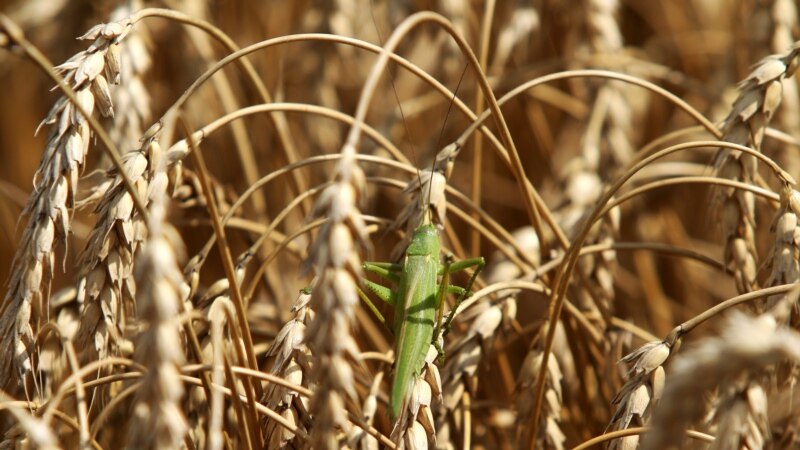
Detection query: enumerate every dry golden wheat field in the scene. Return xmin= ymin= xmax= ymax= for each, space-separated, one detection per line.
xmin=2 ymin=0 xmax=800 ymax=449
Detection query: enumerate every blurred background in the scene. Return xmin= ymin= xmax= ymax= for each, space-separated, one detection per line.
xmin=1 ymin=0 xmax=799 ymax=445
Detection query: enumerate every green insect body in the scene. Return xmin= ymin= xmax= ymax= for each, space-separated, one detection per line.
xmin=362 ymin=222 xmax=484 ymax=422
xmin=390 ymin=224 xmax=440 ymax=421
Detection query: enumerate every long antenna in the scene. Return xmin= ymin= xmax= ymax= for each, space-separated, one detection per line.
xmin=369 ymin=1 xmax=467 ymax=226
xmin=368 ymin=3 xmax=422 ymax=188
xmin=429 ymin=65 xmax=468 ymax=213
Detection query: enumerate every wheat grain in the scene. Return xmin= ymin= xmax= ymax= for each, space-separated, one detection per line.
xmin=262 ymin=289 xmax=313 ymax=448
xmin=607 ymin=339 xmax=669 ymax=449
xmin=391 ymin=345 xmax=441 ymax=450
xmin=714 ymin=41 xmax=800 ymax=294
xmin=516 ymin=324 xmax=567 ymax=450
xmin=125 ymin=159 xmax=187 ymax=450
xmin=75 ymin=138 xmax=159 ymax=377
xmin=304 ymin=141 xmax=367 ymax=449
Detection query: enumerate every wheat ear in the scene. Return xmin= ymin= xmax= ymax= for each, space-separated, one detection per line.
xmin=125 ymin=149 xmax=187 ymax=449
xmin=304 ymin=142 xmax=367 ymax=448
xmin=715 ymin=42 xmax=800 ymax=294
xmin=0 ymin=16 xmax=135 ymax=395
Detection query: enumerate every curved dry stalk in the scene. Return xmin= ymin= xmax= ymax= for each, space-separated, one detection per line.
xmin=154 ymin=11 xmax=542 ymax=256
xmin=573 ymin=427 xmax=715 ymax=450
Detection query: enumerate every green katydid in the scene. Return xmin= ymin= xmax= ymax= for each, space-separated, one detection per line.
xmin=358 ymin=147 xmax=485 ymax=422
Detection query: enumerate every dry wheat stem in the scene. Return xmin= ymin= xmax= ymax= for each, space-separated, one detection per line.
xmin=139 ymin=27 xmax=556 ymax=258
xmin=185 ymin=129 xmax=264 ymax=448
xmin=451 ymin=68 xmax=724 ymax=252
xmin=573 ymin=427 xmax=716 ymax=450
xmin=146 ymin=32 xmax=504 ymax=167
xmin=175 ymin=103 xmax=408 ymax=163
xmin=129 ymin=8 xmax=269 ymax=105
xmin=39 ymin=356 xmax=139 ymax=412
xmin=165 ymin=11 xmax=541 ymax=252
xmin=454 ymin=280 xmax=603 ymax=346
xmin=467 ymin=0 xmax=497 ymax=258
xmin=172 ymin=148 xmax=535 ymax=278
xmin=677 ymin=284 xmax=799 ymax=336
xmin=610 ymin=176 xmax=779 ymax=210
xmin=457 ymin=69 xmax=722 ymax=155
xmin=173 ymin=373 xmax=312 ymax=442
xmin=176 ymin=14 xmax=268 ymax=221
xmin=185 ymin=127 xmax=259 ymax=371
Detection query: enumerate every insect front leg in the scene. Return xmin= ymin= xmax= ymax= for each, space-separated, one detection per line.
xmin=440 ymin=256 xmax=485 ymax=337
xmin=431 ymin=254 xmax=455 ymax=362
xmin=359 ymin=261 xmax=403 ymax=334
